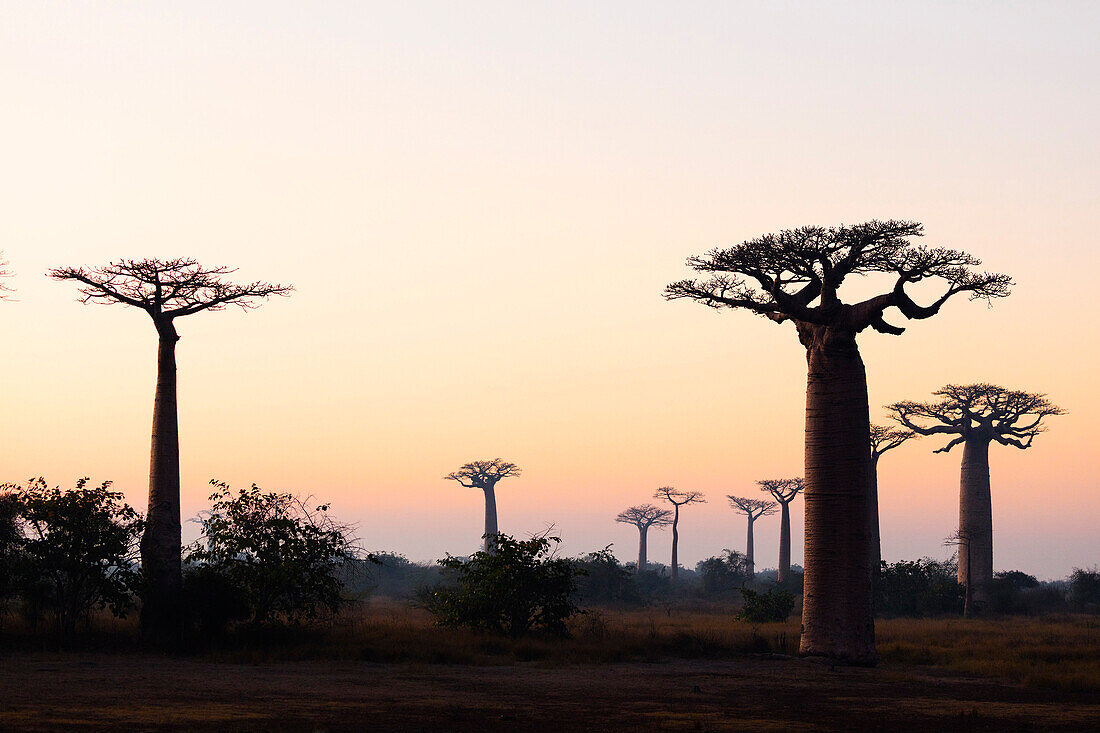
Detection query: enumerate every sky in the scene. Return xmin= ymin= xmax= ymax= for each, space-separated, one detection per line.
xmin=1 ymin=1 xmax=1097 ymax=579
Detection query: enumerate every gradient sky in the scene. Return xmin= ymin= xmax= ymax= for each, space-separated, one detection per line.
xmin=2 ymin=2 xmax=1097 ymax=579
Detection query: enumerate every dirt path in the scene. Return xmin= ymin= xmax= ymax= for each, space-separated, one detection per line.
xmin=2 ymin=652 xmax=1098 ymax=731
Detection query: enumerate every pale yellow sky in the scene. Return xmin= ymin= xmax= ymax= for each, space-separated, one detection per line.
xmin=1 ymin=2 xmax=1097 ymax=577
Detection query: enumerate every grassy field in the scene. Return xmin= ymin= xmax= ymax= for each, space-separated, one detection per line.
xmin=3 ymin=603 xmax=1098 ymax=730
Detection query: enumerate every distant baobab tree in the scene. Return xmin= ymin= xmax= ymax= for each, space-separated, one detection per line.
xmin=443 ymin=458 xmax=521 ymax=552
xmin=726 ymin=496 xmax=777 ymax=579
xmin=757 ymin=478 xmax=804 ymax=584
xmin=887 ymin=384 xmax=1063 ymax=612
xmin=653 ymin=486 xmax=706 ymax=582
xmin=666 ymin=220 xmax=1011 ymax=664
xmin=868 ymin=424 xmax=915 ymax=579
xmin=49 ymin=258 xmax=292 ymax=639
xmin=615 ymin=503 xmax=673 ymax=573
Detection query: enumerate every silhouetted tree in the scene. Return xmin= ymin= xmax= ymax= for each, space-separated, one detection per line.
xmin=868 ymin=425 xmax=915 ymax=582
xmin=666 ymin=220 xmax=1010 ymax=664
xmin=889 ymin=384 xmax=1063 ymax=612
xmin=443 ymin=459 xmax=521 ymax=552
xmin=756 ymin=478 xmax=804 ymax=583
xmin=48 ymin=259 xmax=292 ymax=639
xmin=653 ymin=486 xmax=706 ymax=582
xmin=726 ymin=496 xmax=777 ymax=579
xmin=615 ymin=503 xmax=672 ymax=573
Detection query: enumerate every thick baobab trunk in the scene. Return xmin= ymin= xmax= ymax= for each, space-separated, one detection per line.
xmin=637 ymin=525 xmax=648 ymax=572
xmin=958 ymin=436 xmax=993 ymax=612
xmin=778 ymin=501 xmax=792 ymax=584
xmin=482 ymin=484 xmax=498 ymax=552
xmin=797 ymin=323 xmax=876 ymax=665
xmin=869 ymin=456 xmax=882 ymax=584
xmin=746 ymin=516 xmax=755 ymax=578
xmin=670 ymin=505 xmax=680 ymax=582
xmin=141 ymin=319 xmax=183 ymax=639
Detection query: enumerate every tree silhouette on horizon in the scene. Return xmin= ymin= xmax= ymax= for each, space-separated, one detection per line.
xmin=666 ymin=220 xmax=1011 ymax=664
xmin=756 ymin=478 xmax=803 ymax=583
xmin=868 ymin=424 xmax=916 ymax=587
xmin=887 ymin=384 xmax=1063 ymax=614
xmin=444 ymin=458 xmax=521 ymax=552
xmin=727 ymin=495 xmax=777 ymax=579
xmin=653 ymin=486 xmax=705 ymax=582
xmin=615 ymin=503 xmax=673 ymax=573
xmin=49 ymin=258 xmax=292 ymax=640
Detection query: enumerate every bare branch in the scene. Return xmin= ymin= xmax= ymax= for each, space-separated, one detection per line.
xmin=0 ymin=251 xmax=13 ymax=299
xmin=870 ymin=424 xmax=917 ymax=460
xmin=727 ymin=495 xmax=778 ymax=521
xmin=443 ymin=458 xmax=522 ymax=490
xmin=653 ymin=486 xmax=707 ymax=507
xmin=615 ymin=503 xmax=674 ymax=529
xmin=48 ymin=258 xmax=293 ymax=320
xmin=756 ymin=477 xmax=804 ymax=504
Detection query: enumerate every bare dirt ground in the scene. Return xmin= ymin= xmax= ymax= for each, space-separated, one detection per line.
xmin=2 ymin=652 xmax=1099 ymax=732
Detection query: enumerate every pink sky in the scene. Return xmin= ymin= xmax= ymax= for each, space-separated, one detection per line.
xmin=1 ymin=2 xmax=1097 ymax=578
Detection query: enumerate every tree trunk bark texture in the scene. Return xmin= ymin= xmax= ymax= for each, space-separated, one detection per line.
xmin=141 ymin=321 xmax=183 ymax=640
xmin=638 ymin=525 xmax=648 ymax=572
xmin=869 ymin=456 xmax=882 ymax=586
xmin=778 ymin=501 xmax=792 ymax=584
xmin=797 ymin=323 xmax=876 ymax=665
xmin=670 ymin=505 xmax=680 ymax=582
xmin=746 ymin=516 xmax=755 ymax=578
xmin=959 ymin=436 xmax=993 ymax=611
xmin=482 ymin=484 xmax=498 ymax=552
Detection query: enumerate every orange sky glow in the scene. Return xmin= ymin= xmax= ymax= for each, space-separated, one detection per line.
xmin=1 ymin=2 xmax=1097 ymax=578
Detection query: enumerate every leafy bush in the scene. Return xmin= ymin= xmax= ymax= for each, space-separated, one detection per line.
xmin=1069 ymin=567 xmax=1100 ymax=613
xmin=422 ymin=533 xmax=584 ymax=637
xmin=5 ymin=477 xmax=143 ymax=635
xmin=185 ymin=481 xmax=361 ymax=626
xmin=697 ymin=550 xmax=750 ymax=596
xmin=876 ymin=558 xmax=964 ymax=617
xmin=573 ymin=546 xmax=638 ymax=605
xmin=735 ymin=585 xmax=795 ymax=623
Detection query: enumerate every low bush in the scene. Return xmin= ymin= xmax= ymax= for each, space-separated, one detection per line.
xmin=735 ymin=586 xmax=795 ymax=623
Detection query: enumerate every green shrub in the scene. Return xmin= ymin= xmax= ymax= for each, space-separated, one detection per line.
xmin=422 ymin=533 xmax=584 ymax=637
xmin=876 ymin=558 xmax=964 ymax=617
xmin=735 ymin=586 xmax=795 ymax=623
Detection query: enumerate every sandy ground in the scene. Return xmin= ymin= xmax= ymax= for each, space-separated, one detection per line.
xmin=2 ymin=652 xmax=1098 ymax=732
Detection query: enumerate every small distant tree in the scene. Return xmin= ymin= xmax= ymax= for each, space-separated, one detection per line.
xmin=654 ymin=487 xmax=706 ymax=582
xmin=697 ymin=550 xmax=750 ymax=595
xmin=8 ymin=478 xmax=143 ymax=636
xmin=1069 ymin=568 xmax=1100 ymax=614
xmin=615 ymin=503 xmax=672 ymax=573
xmin=726 ymin=496 xmax=777 ymax=579
xmin=756 ymin=478 xmax=804 ymax=583
xmin=444 ymin=459 xmax=521 ymax=552
xmin=185 ymin=481 xmax=361 ymax=626
xmin=889 ymin=384 xmax=1064 ymax=609
xmin=49 ymin=259 xmax=292 ymax=639
xmin=423 ymin=533 xmax=583 ymax=638
xmin=868 ymin=425 xmax=915 ymax=581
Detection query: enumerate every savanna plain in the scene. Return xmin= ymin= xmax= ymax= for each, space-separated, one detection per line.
xmin=3 ymin=602 xmax=1099 ymax=732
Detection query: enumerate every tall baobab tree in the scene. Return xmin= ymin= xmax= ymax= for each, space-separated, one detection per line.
xmin=665 ymin=220 xmax=1011 ymax=664
xmin=443 ymin=458 xmax=521 ymax=551
xmin=868 ymin=424 xmax=915 ymax=578
xmin=887 ymin=384 xmax=1063 ymax=613
xmin=615 ymin=503 xmax=673 ymax=573
xmin=726 ymin=496 xmax=777 ymax=579
xmin=757 ymin=478 xmax=804 ymax=584
xmin=653 ymin=486 xmax=706 ymax=582
xmin=49 ymin=258 xmax=292 ymax=638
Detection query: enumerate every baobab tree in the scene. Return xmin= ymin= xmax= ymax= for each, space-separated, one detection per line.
xmin=653 ymin=486 xmax=706 ymax=582
xmin=887 ymin=384 xmax=1063 ymax=612
xmin=615 ymin=503 xmax=673 ymax=573
xmin=665 ymin=220 xmax=1010 ymax=664
xmin=49 ymin=258 xmax=292 ymax=638
xmin=443 ymin=458 xmax=521 ymax=551
xmin=726 ymin=495 xmax=777 ymax=579
xmin=868 ymin=424 xmax=916 ymax=578
xmin=757 ymin=478 xmax=804 ymax=584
